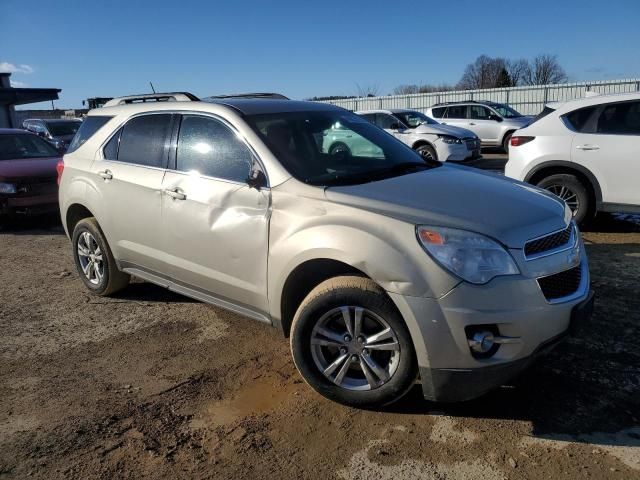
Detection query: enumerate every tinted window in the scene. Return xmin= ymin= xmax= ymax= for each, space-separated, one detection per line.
xmin=117 ymin=114 xmax=173 ymax=168
xmin=176 ymin=115 xmax=253 ymax=182
xmin=103 ymin=128 xmax=121 ymax=160
xmin=67 ymin=116 xmax=113 ymax=153
xmin=596 ymin=101 xmax=640 ymax=135
xmin=431 ymin=107 xmax=446 ymax=118
xmin=46 ymin=120 xmax=82 ymax=136
xmin=469 ymin=105 xmax=492 ymax=120
xmin=445 ymin=106 xmax=468 ymax=119
xmin=563 ymin=106 xmax=598 ymax=133
xmin=359 ymin=113 xmax=376 ymax=123
xmin=376 ymin=113 xmax=402 ymax=129
xmin=0 ymin=133 xmax=59 ymax=160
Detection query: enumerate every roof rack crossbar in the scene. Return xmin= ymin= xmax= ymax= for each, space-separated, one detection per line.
xmin=103 ymin=92 xmax=199 ymax=107
xmin=204 ymin=92 xmax=289 ymax=100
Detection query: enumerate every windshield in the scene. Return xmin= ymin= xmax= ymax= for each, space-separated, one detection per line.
xmin=45 ymin=120 xmax=82 ymax=136
xmin=245 ymin=110 xmax=439 ymax=186
xmin=392 ymin=111 xmax=438 ymax=128
xmin=489 ymin=104 xmax=523 ymax=118
xmin=0 ymin=133 xmax=59 ymax=160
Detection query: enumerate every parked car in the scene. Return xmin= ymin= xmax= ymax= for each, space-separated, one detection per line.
xmin=0 ymin=128 xmax=61 ymax=216
xmin=59 ymin=92 xmax=594 ymax=407
xmin=505 ymin=92 xmax=640 ymax=224
xmin=426 ymin=101 xmax=531 ymax=151
xmin=22 ymin=118 xmax=82 ymax=151
xmin=356 ymin=109 xmax=480 ymax=162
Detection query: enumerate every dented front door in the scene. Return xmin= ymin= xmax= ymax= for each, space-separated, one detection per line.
xmin=160 ymin=170 xmax=271 ymax=313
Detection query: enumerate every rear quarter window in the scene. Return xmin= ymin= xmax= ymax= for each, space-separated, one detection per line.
xmin=431 ymin=107 xmax=446 ymax=118
xmin=562 ymin=106 xmax=599 ymax=133
xmin=66 ymin=116 xmax=113 ymax=153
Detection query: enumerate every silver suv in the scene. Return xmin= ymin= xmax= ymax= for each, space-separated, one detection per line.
xmin=59 ymin=92 xmax=594 ymax=407
xmin=426 ymin=101 xmax=532 ymax=151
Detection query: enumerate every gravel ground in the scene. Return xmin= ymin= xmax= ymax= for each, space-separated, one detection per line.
xmin=0 ymin=213 xmax=639 ymax=480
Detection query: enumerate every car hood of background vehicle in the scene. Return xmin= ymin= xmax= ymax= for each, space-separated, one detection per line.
xmin=413 ymin=123 xmax=476 ymax=139
xmin=0 ymin=157 xmax=60 ymax=181
xmin=324 ymin=165 xmax=566 ymax=248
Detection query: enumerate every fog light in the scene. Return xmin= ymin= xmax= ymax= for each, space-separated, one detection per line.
xmin=468 ymin=331 xmax=495 ymax=353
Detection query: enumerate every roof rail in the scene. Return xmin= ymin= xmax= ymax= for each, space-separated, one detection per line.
xmin=204 ymin=92 xmax=290 ymax=100
xmin=432 ymin=99 xmax=501 ymax=107
xmin=103 ymin=92 xmax=199 ymax=107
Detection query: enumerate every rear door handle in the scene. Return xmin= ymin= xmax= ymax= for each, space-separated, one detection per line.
xmin=576 ymin=144 xmax=600 ymax=151
xmin=98 ymin=170 xmax=113 ymax=180
xmin=164 ymin=188 xmax=186 ymax=200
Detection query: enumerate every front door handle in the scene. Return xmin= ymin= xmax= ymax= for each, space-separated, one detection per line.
xmin=98 ymin=170 xmax=113 ymax=180
xmin=164 ymin=188 xmax=186 ymax=200
xmin=576 ymin=144 xmax=600 ymax=151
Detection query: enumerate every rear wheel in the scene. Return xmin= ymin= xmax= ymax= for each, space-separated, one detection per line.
xmin=72 ymin=218 xmax=130 ymax=295
xmin=536 ymin=174 xmax=591 ymax=225
xmin=415 ymin=144 xmax=438 ymax=162
xmin=290 ymin=276 xmax=417 ymax=407
xmin=329 ymin=142 xmax=351 ymax=157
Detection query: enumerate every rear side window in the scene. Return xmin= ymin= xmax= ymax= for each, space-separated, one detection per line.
xmin=103 ymin=129 xmax=121 ymax=160
xmin=175 ymin=115 xmax=253 ymax=182
xmin=431 ymin=107 xmax=446 ymax=118
xmin=445 ymin=105 xmax=468 ymax=119
xmin=563 ymin=106 xmax=598 ymax=132
xmin=67 ymin=116 xmax=112 ymax=153
xmin=117 ymin=114 xmax=173 ymax=168
xmin=596 ymin=101 xmax=640 ymax=135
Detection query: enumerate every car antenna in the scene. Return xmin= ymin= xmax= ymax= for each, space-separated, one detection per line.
xmin=149 ymin=82 xmax=156 ymax=93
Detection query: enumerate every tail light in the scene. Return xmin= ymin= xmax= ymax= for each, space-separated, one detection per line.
xmin=510 ymin=136 xmax=535 ymax=147
xmin=56 ymin=159 xmax=64 ymax=185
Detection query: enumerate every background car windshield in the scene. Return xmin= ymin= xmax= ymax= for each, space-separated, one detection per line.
xmin=46 ymin=121 xmax=82 ymax=136
xmin=393 ymin=111 xmax=438 ymax=127
xmin=0 ymin=134 xmax=59 ymax=160
xmin=246 ymin=110 xmax=437 ymax=185
xmin=490 ymin=104 xmax=523 ymax=118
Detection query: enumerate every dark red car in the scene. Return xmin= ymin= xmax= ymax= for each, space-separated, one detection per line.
xmin=0 ymin=128 xmax=61 ymax=216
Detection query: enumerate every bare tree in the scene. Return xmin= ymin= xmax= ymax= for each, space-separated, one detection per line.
xmin=506 ymin=59 xmax=529 ymax=86
xmin=393 ymin=84 xmax=421 ymax=95
xmin=457 ymin=55 xmax=509 ymax=90
xmin=522 ymin=54 xmax=567 ymax=86
xmin=355 ymin=83 xmax=380 ymax=97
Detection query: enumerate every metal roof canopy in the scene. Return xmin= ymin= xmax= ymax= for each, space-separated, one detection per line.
xmin=0 ymin=73 xmax=60 ymax=106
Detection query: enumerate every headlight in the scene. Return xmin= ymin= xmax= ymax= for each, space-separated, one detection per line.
xmin=417 ymin=226 xmax=519 ymax=284
xmin=0 ymin=182 xmax=17 ymax=194
xmin=438 ymin=135 xmax=462 ymax=145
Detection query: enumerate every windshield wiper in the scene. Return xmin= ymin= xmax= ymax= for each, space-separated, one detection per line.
xmin=321 ymin=162 xmax=432 ymax=186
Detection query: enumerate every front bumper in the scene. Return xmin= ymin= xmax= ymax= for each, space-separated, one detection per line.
xmin=387 ymin=254 xmax=593 ymax=402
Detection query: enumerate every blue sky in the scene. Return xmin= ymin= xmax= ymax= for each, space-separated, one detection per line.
xmin=2 ymin=0 xmax=640 ymax=109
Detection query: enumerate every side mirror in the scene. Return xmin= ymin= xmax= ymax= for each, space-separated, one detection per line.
xmin=246 ymin=168 xmax=267 ymax=190
xmin=37 ymin=130 xmax=47 ymax=137
xmin=489 ymin=114 xmax=503 ymax=122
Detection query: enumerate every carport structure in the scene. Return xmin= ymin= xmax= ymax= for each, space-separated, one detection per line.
xmin=0 ymin=73 xmax=61 ymax=128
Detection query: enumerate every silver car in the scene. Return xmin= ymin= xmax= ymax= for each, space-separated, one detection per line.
xmin=426 ymin=101 xmax=532 ymax=151
xmin=59 ymin=93 xmax=594 ymax=407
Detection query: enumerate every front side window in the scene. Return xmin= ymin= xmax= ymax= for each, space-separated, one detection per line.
xmin=245 ymin=110 xmax=439 ymax=186
xmin=117 ymin=114 xmax=173 ymax=168
xmin=445 ymin=105 xmax=468 ymax=119
xmin=67 ymin=116 xmax=113 ymax=153
xmin=176 ymin=115 xmax=253 ymax=182
xmin=0 ymin=133 xmax=59 ymax=160
xmin=469 ymin=105 xmax=492 ymax=120
xmin=376 ymin=113 xmax=403 ymax=129
xmin=392 ymin=111 xmax=438 ymax=128
xmin=489 ymin=104 xmax=523 ymax=118
xmin=596 ymin=101 xmax=640 ymax=135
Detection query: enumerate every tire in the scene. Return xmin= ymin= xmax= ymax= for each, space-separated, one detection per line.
xmin=415 ymin=144 xmax=438 ymax=162
xmin=502 ymin=131 xmax=514 ymax=153
xmin=72 ymin=217 xmax=130 ymax=296
xmin=536 ymin=174 xmax=592 ymax=225
xmin=290 ymin=276 xmax=417 ymax=407
xmin=329 ymin=142 xmax=351 ymax=157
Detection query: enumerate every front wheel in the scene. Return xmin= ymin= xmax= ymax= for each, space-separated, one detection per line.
xmin=415 ymin=144 xmax=438 ymax=162
xmin=290 ymin=276 xmax=417 ymax=407
xmin=536 ymin=174 xmax=591 ymax=225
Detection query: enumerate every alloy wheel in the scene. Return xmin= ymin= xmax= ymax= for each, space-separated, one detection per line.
xmin=546 ymin=184 xmax=580 ymax=213
xmin=76 ymin=231 xmax=104 ymax=285
xmin=310 ymin=306 xmax=401 ymax=391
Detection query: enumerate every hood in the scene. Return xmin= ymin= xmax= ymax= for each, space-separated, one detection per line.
xmin=324 ymin=165 xmax=566 ymax=248
xmin=413 ymin=123 xmax=477 ymax=139
xmin=0 ymin=156 xmax=60 ymax=181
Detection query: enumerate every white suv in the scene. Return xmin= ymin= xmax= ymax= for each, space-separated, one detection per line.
xmin=505 ymin=92 xmax=640 ymax=224
xmin=356 ymin=109 xmax=480 ymax=162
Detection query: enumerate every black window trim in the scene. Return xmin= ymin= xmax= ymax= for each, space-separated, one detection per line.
xmin=169 ymin=111 xmax=270 ymax=188
xmin=561 ymin=99 xmax=640 ymax=136
xmin=99 ymin=111 xmax=176 ymax=171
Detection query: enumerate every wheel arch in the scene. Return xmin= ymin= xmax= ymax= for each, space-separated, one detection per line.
xmin=65 ymin=203 xmax=96 ymax=239
xmin=411 ymin=139 xmax=436 ymax=151
xmin=524 ymin=161 xmax=602 ymax=205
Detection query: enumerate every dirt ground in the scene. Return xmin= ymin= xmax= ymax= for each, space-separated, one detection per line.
xmin=1 ymin=213 xmax=639 ymax=480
